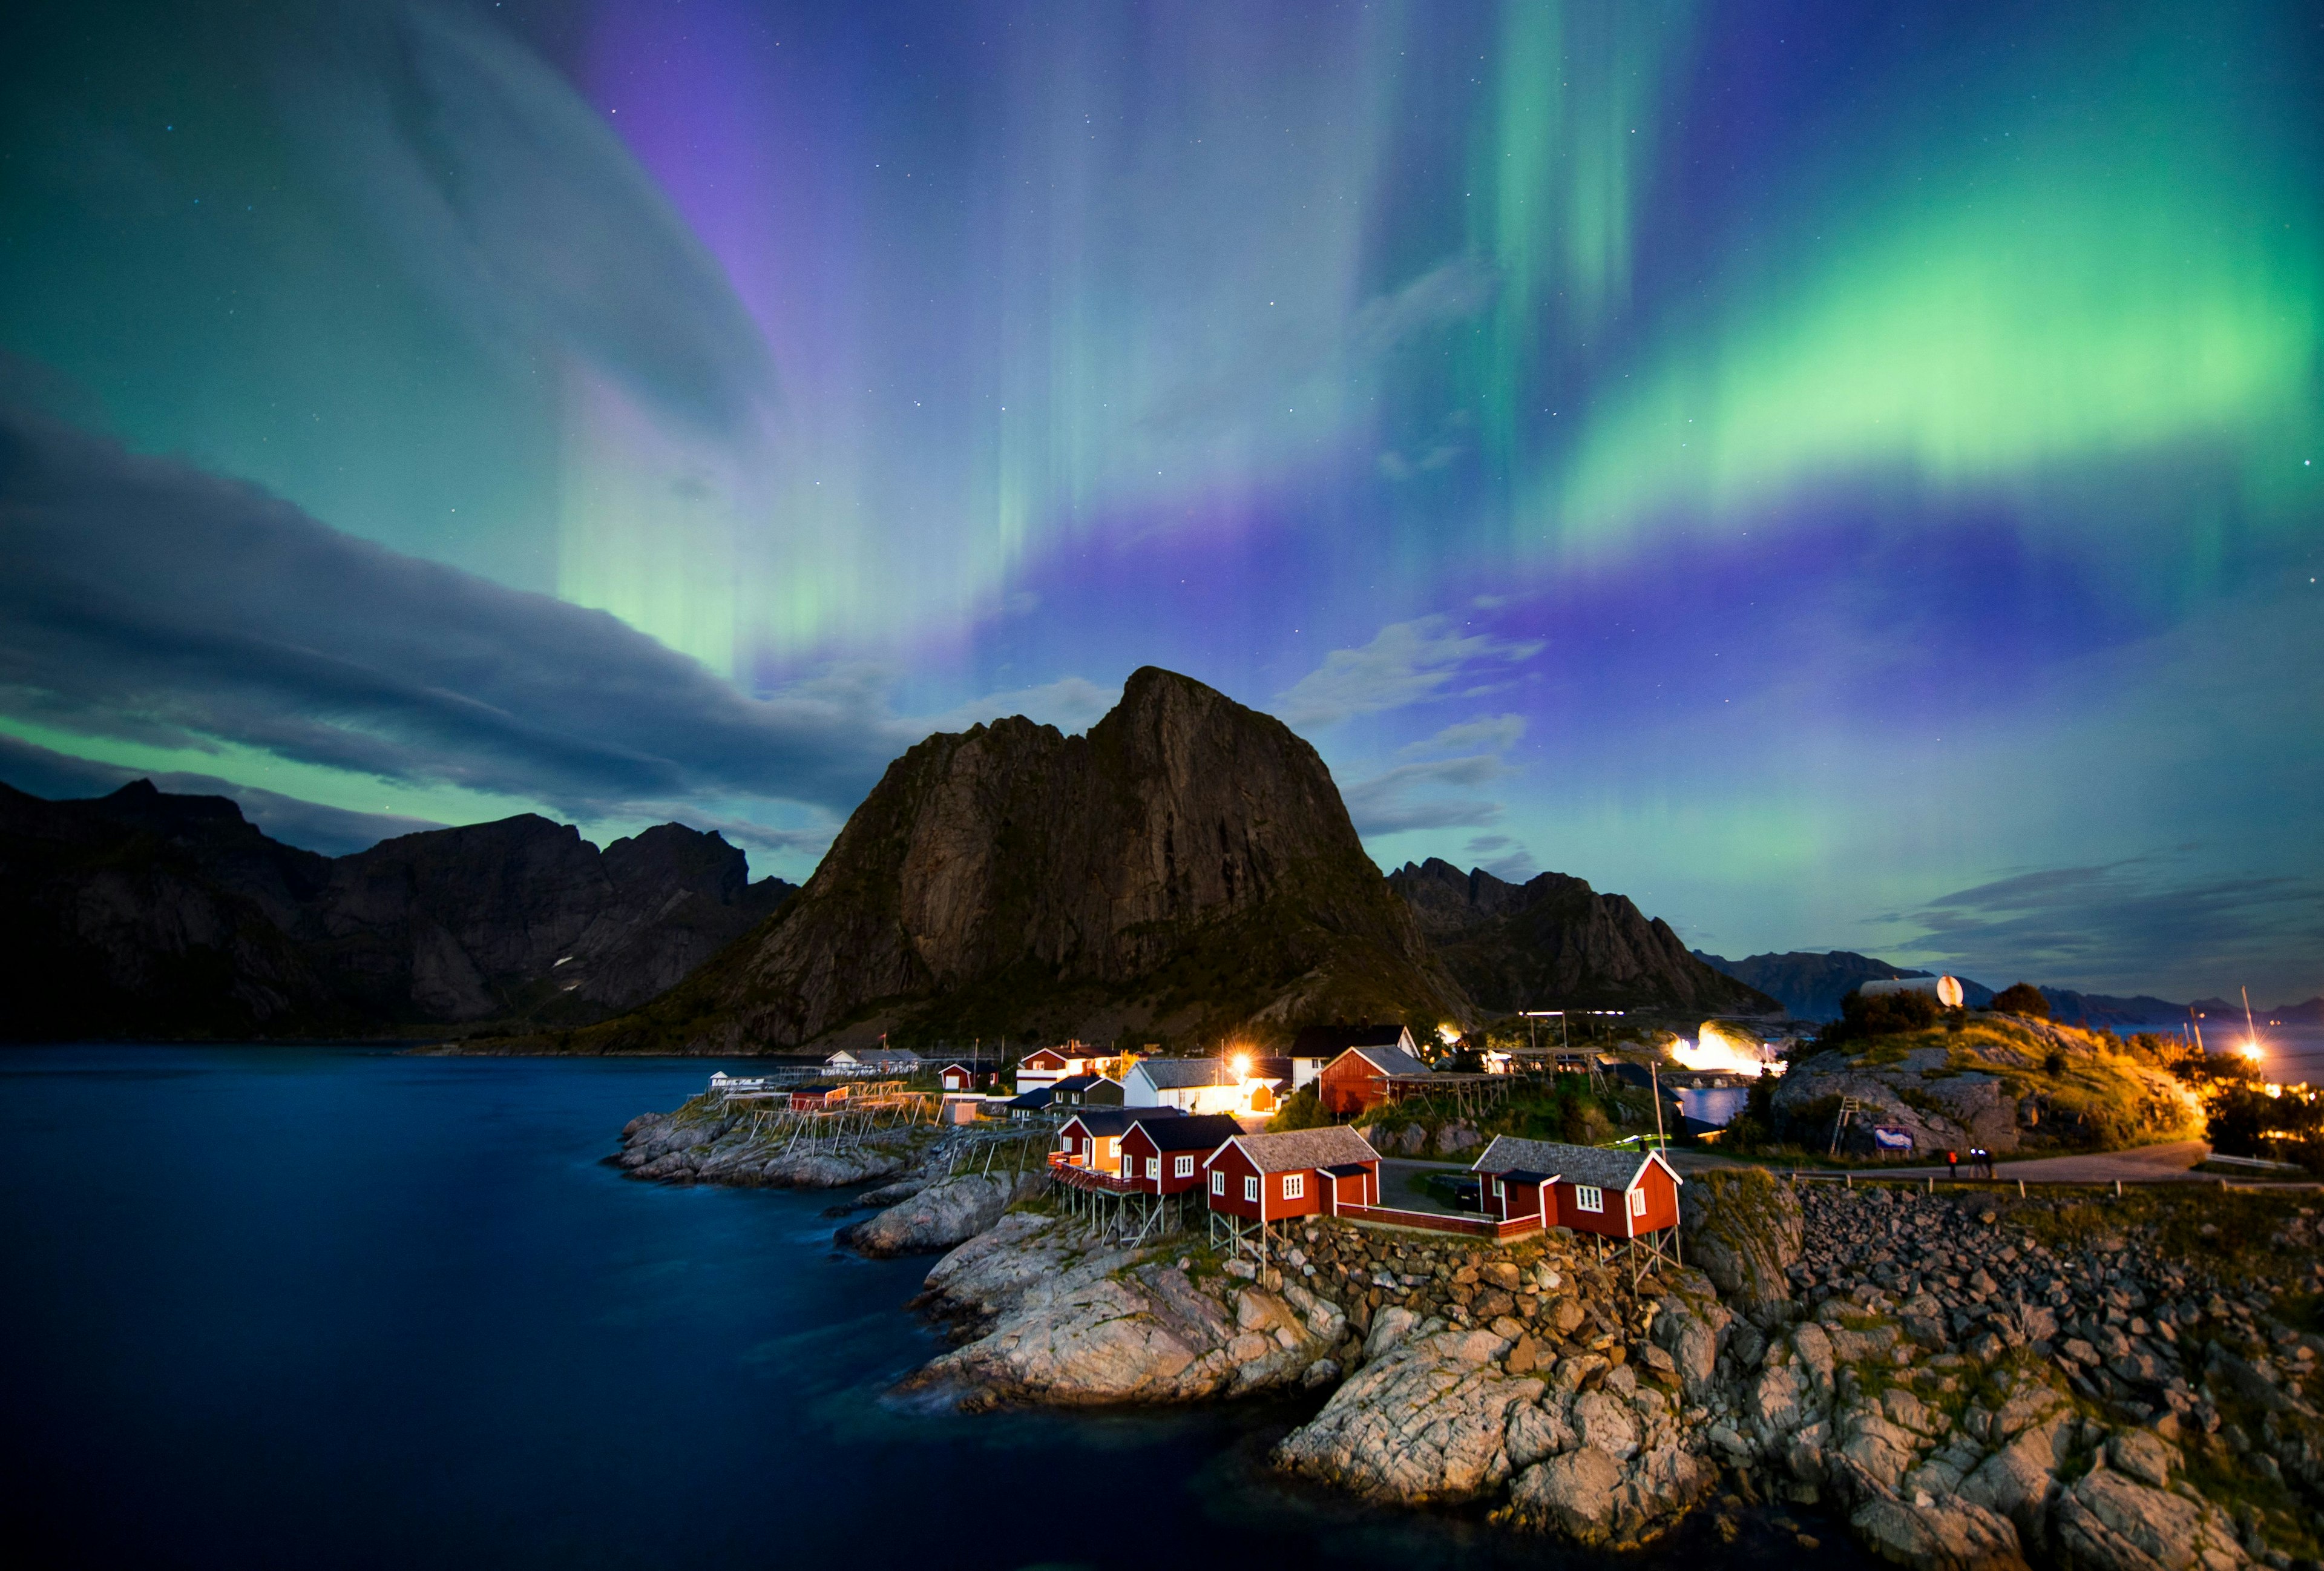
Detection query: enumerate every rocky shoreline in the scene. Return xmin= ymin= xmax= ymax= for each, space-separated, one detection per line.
xmin=616 ymin=1098 xmax=2323 ymax=1570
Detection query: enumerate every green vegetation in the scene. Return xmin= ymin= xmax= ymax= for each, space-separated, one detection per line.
xmin=1817 ymin=986 xmax=1951 ymax=1044
xmin=1986 ymin=981 xmax=2050 ymax=1018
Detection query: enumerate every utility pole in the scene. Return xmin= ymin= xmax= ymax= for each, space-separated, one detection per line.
xmin=1650 ymin=1058 xmax=1667 ymax=1151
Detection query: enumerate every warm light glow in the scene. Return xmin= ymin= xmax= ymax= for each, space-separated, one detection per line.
xmin=1437 ymin=1023 xmax=1461 ymax=1047
xmin=1230 ymin=1053 xmax=1252 ymax=1081
xmin=2239 ymin=1039 xmax=2264 ymax=1063
xmin=1671 ymin=1021 xmax=1781 ymax=1077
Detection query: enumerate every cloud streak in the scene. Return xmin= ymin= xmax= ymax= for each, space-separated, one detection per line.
xmin=1890 ymin=855 xmax=2324 ymax=998
xmin=1275 ymin=617 xmax=1543 ymax=729
xmin=0 ymin=407 xmax=907 ymax=828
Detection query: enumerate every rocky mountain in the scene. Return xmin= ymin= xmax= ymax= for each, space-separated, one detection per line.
xmin=0 ymin=779 xmax=792 ymax=1039
xmin=562 ymin=667 xmax=1472 ymax=1052
xmin=1690 ymin=949 xmax=1994 ymax=1020
xmin=1390 ymin=858 xmax=1778 ymax=1017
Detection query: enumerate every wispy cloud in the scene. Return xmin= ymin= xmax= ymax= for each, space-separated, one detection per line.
xmin=1275 ymin=616 xmax=1542 ymax=729
xmin=1400 ymin=713 xmax=1526 ymax=759
xmin=1342 ymin=755 xmax=1510 ymax=835
xmin=0 ymin=407 xmax=908 ymax=831
xmin=1888 ymin=854 xmax=2324 ymax=1001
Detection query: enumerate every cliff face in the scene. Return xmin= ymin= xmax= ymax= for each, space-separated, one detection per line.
xmin=1389 ymin=858 xmax=1778 ymax=1016
xmin=0 ymin=780 xmax=792 ymax=1039
xmin=587 ymin=667 xmax=1471 ymax=1051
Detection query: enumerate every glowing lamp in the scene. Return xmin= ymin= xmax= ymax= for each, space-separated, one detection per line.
xmin=1231 ymin=1053 xmax=1252 ymax=1080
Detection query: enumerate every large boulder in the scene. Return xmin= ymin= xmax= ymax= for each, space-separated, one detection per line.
xmin=1851 ymin=1494 xmax=2029 ymax=1571
xmin=913 ymin=1222 xmax=1334 ymax=1404
xmin=846 ymin=1170 xmax=1041 ymax=1255
xmin=1274 ymin=1327 xmax=1537 ymax=1502
xmin=2049 ymin=1466 xmax=2247 ymax=1571
xmin=1678 ymin=1167 xmax=1804 ymax=1312
xmin=1508 ymin=1442 xmax=1715 ymax=1550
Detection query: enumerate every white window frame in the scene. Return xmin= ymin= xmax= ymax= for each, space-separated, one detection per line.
xmin=1574 ymin=1184 xmax=1604 ymax=1214
xmin=1630 ymin=1188 xmax=1647 ymax=1216
xmin=1174 ymin=1155 xmax=1195 ymax=1179
xmin=1244 ymin=1175 xmax=1259 ymax=1203
xmin=1144 ymin=1157 xmax=1160 ymax=1179
xmin=1211 ymin=1170 xmax=1224 ymax=1196
xmin=1283 ymin=1173 xmax=1304 ymax=1200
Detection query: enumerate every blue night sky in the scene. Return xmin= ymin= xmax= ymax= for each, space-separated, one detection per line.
xmin=0 ymin=1 xmax=2318 ymax=1001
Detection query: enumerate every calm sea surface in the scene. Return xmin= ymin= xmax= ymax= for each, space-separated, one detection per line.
xmin=0 ymin=1046 xmax=1873 ymax=1571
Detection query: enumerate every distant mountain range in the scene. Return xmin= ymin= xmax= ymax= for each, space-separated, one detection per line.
xmin=15 ymin=671 xmax=2302 ymax=1050
xmin=1396 ymin=859 xmax=1778 ymax=1016
xmin=0 ymin=779 xmax=792 ymax=1039
xmin=1693 ymin=947 xmax=2309 ymax=1030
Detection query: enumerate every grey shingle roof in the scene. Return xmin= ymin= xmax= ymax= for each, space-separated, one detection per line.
xmin=1221 ymin=1125 xmax=1382 ymax=1174
xmin=1470 ymin=1135 xmax=1681 ymax=1191
xmin=1132 ymin=1057 xmax=1230 ymax=1090
xmin=1342 ymin=1043 xmax=1434 ymax=1078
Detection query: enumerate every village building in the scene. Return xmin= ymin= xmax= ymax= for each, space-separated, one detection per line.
xmin=1315 ymin=1035 xmax=1437 ymax=1116
xmin=1122 ymin=1056 xmax=1241 ymax=1113
xmin=1468 ymin=1135 xmax=1684 ymax=1279
xmin=1116 ymin=1113 xmax=1246 ymax=1194
xmin=939 ymin=1061 xmax=1004 ymax=1093
xmin=1053 ymin=1105 xmax=1186 ymax=1175
xmin=824 ymin=1046 xmax=924 ymax=1076
xmin=1201 ymin=1125 xmax=1383 ymax=1257
xmin=1013 ymin=1042 xmax=1103 ymax=1093
xmin=1002 ymin=1085 xmax=1059 ymax=1121
xmin=1290 ymin=1024 xmax=1422 ymax=1093
xmin=1048 ymin=1073 xmax=1128 ymax=1110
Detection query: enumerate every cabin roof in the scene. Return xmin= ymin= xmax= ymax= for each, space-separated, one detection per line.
xmin=1320 ymin=1162 xmax=1371 ymax=1179
xmin=1004 ymin=1087 xmax=1056 ymax=1110
xmin=1060 ymin=1107 xmax=1186 ymax=1139
xmin=1335 ymin=1042 xmax=1435 ymax=1078
xmin=1212 ymin=1125 xmax=1381 ymax=1174
xmin=1469 ymin=1135 xmax=1682 ymax=1191
xmin=1129 ymin=1113 xmax=1245 ymax=1152
xmin=793 ymin=1082 xmax=844 ymax=1094
xmin=1051 ymin=1074 xmax=1103 ymax=1093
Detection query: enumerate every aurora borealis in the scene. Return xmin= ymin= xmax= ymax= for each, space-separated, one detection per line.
xmin=1 ymin=1 xmax=2317 ymax=1000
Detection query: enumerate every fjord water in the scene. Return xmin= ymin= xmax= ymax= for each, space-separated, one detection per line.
xmin=1 ymin=1048 xmax=1860 ymax=1571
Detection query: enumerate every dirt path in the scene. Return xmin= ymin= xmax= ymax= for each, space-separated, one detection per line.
xmin=1669 ymin=1139 xmax=2221 ymax=1184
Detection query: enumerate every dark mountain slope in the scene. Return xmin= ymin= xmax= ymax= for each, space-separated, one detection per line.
xmin=0 ymin=780 xmax=792 ymax=1039
xmin=558 ymin=667 xmax=1474 ymax=1053
xmin=1390 ymin=857 xmax=1778 ymax=1016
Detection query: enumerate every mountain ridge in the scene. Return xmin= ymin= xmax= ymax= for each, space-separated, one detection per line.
xmin=0 ymin=779 xmax=793 ymax=1039
xmin=1392 ymin=857 xmax=1780 ymax=1017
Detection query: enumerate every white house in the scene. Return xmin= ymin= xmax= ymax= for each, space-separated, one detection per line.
xmin=1123 ymin=1057 xmax=1252 ymax=1115
xmin=1014 ymin=1043 xmax=1101 ymax=1093
xmin=826 ymin=1046 xmax=924 ymax=1076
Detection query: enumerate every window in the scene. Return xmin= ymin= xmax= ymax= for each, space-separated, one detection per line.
xmin=1244 ymin=1175 xmax=1259 ymax=1203
xmin=1574 ymin=1185 xmax=1604 ymax=1214
xmin=1144 ymin=1158 xmax=1159 ymax=1179
xmin=1492 ymin=1178 xmax=1505 ymax=1198
xmin=1630 ymin=1188 xmax=1647 ymax=1217
xmin=1174 ymin=1155 xmax=1195 ymax=1179
xmin=1283 ymin=1173 xmax=1304 ymax=1200
xmin=1210 ymin=1170 xmax=1224 ymax=1196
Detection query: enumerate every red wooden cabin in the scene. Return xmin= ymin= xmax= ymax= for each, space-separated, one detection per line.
xmin=1117 ymin=1114 xmax=1244 ymax=1195
xmin=1201 ymin=1126 xmax=1382 ymax=1223
xmin=788 ymin=1082 xmax=851 ymax=1112
xmin=1469 ymin=1136 xmax=1683 ymax=1239
xmin=1054 ymin=1106 xmax=1181 ymax=1174
xmin=1315 ymin=1037 xmax=1435 ymax=1116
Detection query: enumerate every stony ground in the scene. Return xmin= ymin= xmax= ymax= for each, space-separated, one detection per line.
xmin=911 ymin=1173 xmax=2324 ymax=1571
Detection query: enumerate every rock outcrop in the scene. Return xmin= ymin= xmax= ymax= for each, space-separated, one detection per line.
xmin=906 ymin=1165 xmax=2324 ymax=1571
xmin=579 ymin=668 xmax=1472 ymax=1052
xmin=845 ymin=1171 xmax=1046 ymax=1256
xmin=1391 ymin=857 xmax=1779 ymax=1016
xmin=1771 ymin=1022 xmax=2205 ymax=1158
xmin=0 ymin=778 xmax=792 ymax=1039
xmin=909 ymin=1214 xmax=1344 ymax=1404
xmin=1692 ymin=949 xmax=1991 ymax=1021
